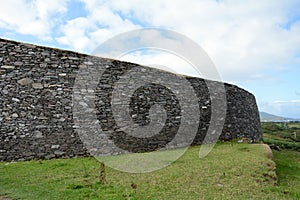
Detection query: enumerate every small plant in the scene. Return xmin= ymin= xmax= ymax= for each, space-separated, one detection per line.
xmin=131 ymin=183 xmax=137 ymax=190
xmin=99 ymin=161 xmax=106 ymax=184
xmin=81 ymin=160 xmax=88 ymax=178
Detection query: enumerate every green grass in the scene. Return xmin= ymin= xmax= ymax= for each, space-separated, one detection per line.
xmin=1 ymin=143 xmax=298 ymax=200
xmin=262 ymin=122 xmax=300 ymax=150
xmin=263 ymin=138 xmax=300 ymax=151
xmin=288 ymin=122 xmax=300 ymax=129
xmin=270 ymin=150 xmax=300 ymax=198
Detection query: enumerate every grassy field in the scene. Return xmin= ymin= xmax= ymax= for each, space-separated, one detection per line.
xmin=262 ymin=122 xmax=300 ymax=151
xmin=272 ymin=150 xmax=300 ymax=197
xmin=1 ymin=143 xmax=299 ymax=199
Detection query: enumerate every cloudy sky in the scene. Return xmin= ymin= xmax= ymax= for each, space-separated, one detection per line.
xmin=1 ymin=0 xmax=300 ymax=118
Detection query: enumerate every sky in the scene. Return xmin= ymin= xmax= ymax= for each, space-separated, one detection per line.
xmin=0 ymin=0 xmax=300 ymax=118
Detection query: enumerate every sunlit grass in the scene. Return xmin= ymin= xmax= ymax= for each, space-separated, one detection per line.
xmin=1 ymin=143 xmax=298 ymax=199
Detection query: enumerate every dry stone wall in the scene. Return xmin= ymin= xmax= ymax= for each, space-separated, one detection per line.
xmin=0 ymin=38 xmax=262 ymax=161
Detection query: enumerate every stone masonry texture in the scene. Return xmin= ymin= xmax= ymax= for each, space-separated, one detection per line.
xmin=0 ymin=38 xmax=262 ymax=161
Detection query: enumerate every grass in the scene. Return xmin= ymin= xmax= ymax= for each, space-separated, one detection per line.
xmin=263 ymin=138 xmax=300 ymax=151
xmin=1 ymin=142 xmax=297 ymax=200
xmin=1 ymin=122 xmax=299 ymax=199
xmin=262 ymin=122 xmax=300 ymax=151
xmin=288 ymin=122 xmax=300 ymax=129
xmin=271 ymin=150 xmax=300 ymax=197
xmin=259 ymin=121 xmax=300 ymax=199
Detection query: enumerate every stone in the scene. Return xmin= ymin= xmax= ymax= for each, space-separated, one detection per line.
xmin=79 ymin=101 xmax=88 ymax=107
xmin=68 ymin=57 xmax=79 ymax=60
xmin=44 ymin=76 xmax=58 ymax=79
xmin=11 ymin=113 xmax=19 ymax=118
xmin=12 ymin=98 xmax=20 ymax=102
xmin=54 ymin=150 xmax=65 ymax=156
xmin=40 ymin=63 xmax=47 ymax=68
xmin=35 ymin=125 xmax=48 ymax=129
xmin=59 ymin=118 xmax=65 ymax=122
xmin=51 ymin=145 xmax=60 ymax=149
xmin=17 ymin=78 xmax=32 ymax=86
xmin=38 ymin=116 xmax=48 ymax=120
xmin=14 ymin=61 xmax=23 ymax=66
xmin=2 ymin=89 xmax=8 ymax=95
xmin=45 ymin=154 xmax=55 ymax=159
xmin=2 ymin=112 xmax=9 ymax=116
xmin=84 ymin=61 xmax=93 ymax=65
xmin=1 ymin=65 xmax=15 ymax=69
xmin=33 ymin=131 xmax=43 ymax=138
xmin=32 ymin=83 xmax=43 ymax=89
xmin=0 ymin=37 xmax=262 ymax=163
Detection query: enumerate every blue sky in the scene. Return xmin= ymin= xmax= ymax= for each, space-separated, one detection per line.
xmin=0 ymin=0 xmax=300 ymax=118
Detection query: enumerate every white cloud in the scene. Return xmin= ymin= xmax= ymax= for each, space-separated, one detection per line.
xmin=0 ymin=0 xmax=69 ymax=40
xmin=260 ymin=99 xmax=300 ymax=118
xmin=274 ymin=100 xmax=300 ymax=104
xmin=1 ymin=0 xmax=299 ymax=116
xmin=56 ymin=0 xmax=141 ymax=52
xmin=119 ymin=50 xmax=197 ymax=76
xmin=56 ymin=17 xmax=95 ymax=52
xmin=1 ymin=1 xmax=299 ymax=81
xmin=52 ymin=0 xmax=300 ymax=83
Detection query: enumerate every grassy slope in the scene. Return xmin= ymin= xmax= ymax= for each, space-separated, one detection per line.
xmin=262 ymin=122 xmax=300 ymax=151
xmin=1 ymin=143 xmax=293 ymax=200
xmin=272 ymin=150 xmax=300 ymax=198
xmin=261 ymin=122 xmax=300 ymax=199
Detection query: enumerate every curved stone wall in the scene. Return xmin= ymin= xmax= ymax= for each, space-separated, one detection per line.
xmin=0 ymin=38 xmax=262 ymax=161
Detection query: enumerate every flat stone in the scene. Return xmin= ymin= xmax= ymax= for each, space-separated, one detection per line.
xmin=58 ymin=118 xmax=65 ymax=122
xmin=40 ymin=63 xmax=47 ymax=68
xmin=23 ymin=43 xmax=36 ymax=48
xmin=2 ymin=112 xmax=9 ymax=116
xmin=45 ymin=154 xmax=55 ymax=159
xmin=44 ymin=76 xmax=58 ymax=79
xmin=11 ymin=113 xmax=19 ymax=118
xmin=54 ymin=150 xmax=65 ymax=156
xmin=51 ymin=145 xmax=60 ymax=149
xmin=2 ymin=89 xmax=8 ymax=95
xmin=35 ymin=125 xmax=48 ymax=129
xmin=14 ymin=61 xmax=23 ymax=66
xmin=23 ymin=152 xmax=34 ymax=157
xmin=12 ymin=98 xmax=20 ymax=102
xmin=33 ymin=131 xmax=43 ymax=138
xmin=32 ymin=83 xmax=43 ymax=89
xmin=84 ymin=61 xmax=93 ymax=65
xmin=1 ymin=65 xmax=15 ymax=69
xmin=18 ymin=78 xmax=32 ymax=86
xmin=38 ymin=116 xmax=48 ymax=120
xmin=68 ymin=57 xmax=79 ymax=60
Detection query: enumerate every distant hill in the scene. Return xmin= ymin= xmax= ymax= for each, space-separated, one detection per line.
xmin=259 ymin=111 xmax=299 ymax=122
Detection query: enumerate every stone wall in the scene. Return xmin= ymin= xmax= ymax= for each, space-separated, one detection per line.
xmin=0 ymin=38 xmax=262 ymax=161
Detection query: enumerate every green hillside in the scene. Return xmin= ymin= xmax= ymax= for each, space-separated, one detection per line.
xmin=1 ymin=143 xmax=299 ymax=199
xmin=262 ymin=122 xmax=300 ymax=151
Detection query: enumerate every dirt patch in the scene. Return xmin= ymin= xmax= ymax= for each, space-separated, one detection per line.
xmin=0 ymin=196 xmax=11 ymax=200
